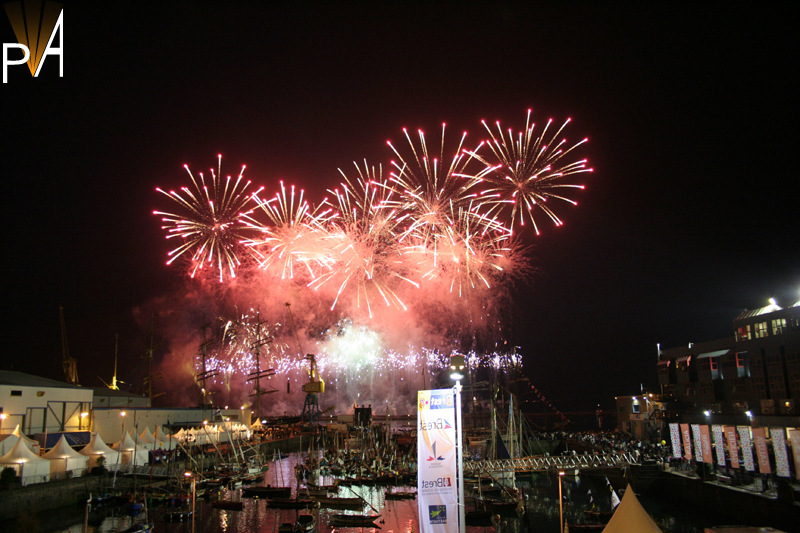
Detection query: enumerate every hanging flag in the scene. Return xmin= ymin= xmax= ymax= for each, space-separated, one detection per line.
xmin=610 ymin=488 xmax=621 ymax=509
xmin=712 ymin=425 xmax=726 ymax=467
xmin=691 ymin=424 xmax=704 ymax=462
xmin=725 ymin=426 xmax=739 ymax=469
xmin=752 ymin=428 xmax=771 ymax=474
xmin=788 ymin=429 xmax=800 ymax=481
xmin=699 ymin=425 xmax=713 ymax=464
xmin=669 ymin=423 xmax=682 ymax=459
xmin=680 ymin=424 xmax=692 ymax=461
xmin=770 ymin=428 xmax=790 ymax=478
xmin=737 ymin=426 xmax=755 ymax=471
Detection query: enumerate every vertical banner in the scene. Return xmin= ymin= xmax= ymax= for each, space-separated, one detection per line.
xmin=712 ymin=425 xmax=726 ymax=467
xmin=788 ymin=429 xmax=800 ymax=481
xmin=770 ymin=428 xmax=790 ymax=478
xmin=752 ymin=428 xmax=771 ymax=474
xmin=680 ymin=424 xmax=692 ymax=460
xmin=691 ymin=424 xmax=704 ymax=462
xmin=669 ymin=423 xmax=682 ymax=459
xmin=725 ymin=426 xmax=739 ymax=469
xmin=737 ymin=426 xmax=755 ymax=471
xmin=418 ymin=389 xmax=459 ymax=533
xmin=699 ymin=425 xmax=713 ymax=464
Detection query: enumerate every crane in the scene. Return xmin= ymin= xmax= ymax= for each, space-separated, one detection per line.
xmin=285 ymin=302 xmax=325 ymax=424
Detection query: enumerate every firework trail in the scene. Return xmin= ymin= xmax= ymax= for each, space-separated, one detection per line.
xmin=154 ymin=155 xmax=261 ymax=282
xmin=469 ymin=109 xmax=593 ymax=234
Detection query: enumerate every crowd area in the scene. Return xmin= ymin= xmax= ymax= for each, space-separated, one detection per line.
xmin=536 ymin=430 xmax=673 ymax=462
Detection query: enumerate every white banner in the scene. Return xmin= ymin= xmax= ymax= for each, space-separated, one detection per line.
xmin=418 ymin=389 xmax=459 ymax=533
xmin=691 ymin=424 xmax=704 ymax=462
xmin=770 ymin=428 xmax=790 ymax=478
xmin=737 ymin=426 xmax=755 ymax=471
xmin=669 ymin=423 xmax=682 ymax=459
xmin=712 ymin=425 xmax=726 ymax=467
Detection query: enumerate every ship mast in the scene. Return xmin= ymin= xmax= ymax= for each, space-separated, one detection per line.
xmin=59 ymin=306 xmax=79 ymax=385
xmin=195 ymin=313 xmax=218 ymax=406
xmin=143 ymin=317 xmax=164 ymax=399
xmin=247 ymin=310 xmax=276 ymax=422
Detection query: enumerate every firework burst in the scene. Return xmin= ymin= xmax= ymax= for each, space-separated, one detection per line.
xmin=240 ymin=181 xmax=334 ymax=280
xmin=309 ymin=161 xmax=419 ymax=316
xmin=154 ymin=155 xmax=261 ymax=282
xmin=470 ymin=109 xmax=593 ymax=234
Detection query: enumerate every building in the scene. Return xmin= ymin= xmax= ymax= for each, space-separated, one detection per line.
xmin=645 ymin=298 xmax=800 ymax=434
xmin=0 ymin=371 xmax=94 ymax=435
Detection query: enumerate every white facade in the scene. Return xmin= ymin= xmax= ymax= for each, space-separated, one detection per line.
xmin=0 ymin=371 xmax=93 ymax=436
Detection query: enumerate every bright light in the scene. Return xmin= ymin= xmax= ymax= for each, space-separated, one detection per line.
xmin=120 ymin=411 xmax=126 ymax=417
xmin=745 ymin=410 xmax=753 ymax=418
xmin=80 ymin=412 xmax=88 ymax=418
xmin=184 ymin=471 xmax=192 ymax=477
xmin=0 ymin=414 xmax=6 ymax=420
xmin=449 ymin=354 xmax=465 ymax=381
xmin=703 ymin=410 xmax=710 ymax=416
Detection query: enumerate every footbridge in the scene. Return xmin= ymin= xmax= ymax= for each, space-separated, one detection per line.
xmin=463 ymin=452 xmax=639 ymax=474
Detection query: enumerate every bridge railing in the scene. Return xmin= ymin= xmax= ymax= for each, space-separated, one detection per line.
xmin=464 ymin=452 xmax=639 ymax=474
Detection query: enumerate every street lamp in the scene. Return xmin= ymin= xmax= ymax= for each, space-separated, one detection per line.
xmin=449 ymin=354 xmax=466 ymax=533
xmin=0 ymin=413 xmax=7 ymax=435
xmin=558 ymin=470 xmax=565 ymax=533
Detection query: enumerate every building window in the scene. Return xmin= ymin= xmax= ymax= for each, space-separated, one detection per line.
xmin=710 ymin=358 xmax=719 ymax=371
xmin=754 ymin=322 xmax=768 ymax=338
xmin=736 ymin=325 xmax=751 ymax=342
xmin=736 ymin=353 xmax=746 ymax=368
xmin=10 ymin=390 xmax=22 ymax=396
xmin=772 ymin=318 xmax=786 ymax=335
xmin=632 ymin=404 xmax=640 ymax=413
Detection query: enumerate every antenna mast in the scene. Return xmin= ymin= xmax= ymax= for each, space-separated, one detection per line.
xmin=59 ymin=306 xmax=79 ymax=385
xmin=247 ymin=310 xmax=276 ymax=422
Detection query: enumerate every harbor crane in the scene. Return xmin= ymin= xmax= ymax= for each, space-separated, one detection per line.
xmin=59 ymin=306 xmax=79 ymax=385
xmin=285 ymin=302 xmax=325 ymax=424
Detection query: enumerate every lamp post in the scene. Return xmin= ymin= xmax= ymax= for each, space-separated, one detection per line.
xmin=450 ymin=354 xmax=466 ymax=533
xmin=0 ymin=413 xmax=7 ymax=435
xmin=558 ymin=470 xmax=565 ymax=533
xmin=185 ymin=471 xmax=196 ymax=533
xmin=112 ymin=411 xmax=126 ymax=488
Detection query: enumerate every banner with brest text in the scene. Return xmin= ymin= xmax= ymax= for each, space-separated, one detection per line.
xmin=418 ymin=389 xmax=459 ymax=533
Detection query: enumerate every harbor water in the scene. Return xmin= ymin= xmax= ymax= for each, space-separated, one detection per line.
xmin=23 ymin=453 xmax=753 ymax=533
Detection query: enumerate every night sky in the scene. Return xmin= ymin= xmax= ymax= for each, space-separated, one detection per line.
xmin=2 ymin=4 xmax=797 ymax=416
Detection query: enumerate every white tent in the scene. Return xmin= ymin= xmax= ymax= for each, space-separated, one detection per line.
xmin=12 ymin=425 xmax=41 ymax=454
xmin=0 ymin=437 xmax=50 ymax=486
xmin=0 ymin=434 xmax=20 ymax=455
xmin=112 ymin=432 xmax=149 ymax=466
xmin=153 ymin=426 xmax=178 ymax=450
xmin=79 ymin=432 xmax=121 ymax=471
xmin=43 ymin=435 xmax=88 ymax=480
xmin=601 ymin=484 xmax=662 ymax=533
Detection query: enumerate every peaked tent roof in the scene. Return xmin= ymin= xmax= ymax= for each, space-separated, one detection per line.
xmin=602 ymin=484 xmax=662 ymax=533
xmin=43 ymin=435 xmax=85 ymax=460
xmin=79 ymin=432 xmax=117 ymax=456
xmin=12 ymin=425 xmax=39 ymax=447
xmin=0 ymin=435 xmax=48 ymax=464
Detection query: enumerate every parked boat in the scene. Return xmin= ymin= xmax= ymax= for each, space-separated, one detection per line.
xmin=241 ymin=486 xmax=292 ymax=499
xmin=311 ymin=496 xmax=364 ymax=509
xmin=164 ymin=508 xmax=193 ymax=521
xmin=116 ymin=524 xmax=154 ymax=533
xmin=266 ymin=498 xmax=315 ymax=509
xmin=329 ymin=514 xmax=381 ymax=528
xmin=384 ymin=490 xmax=416 ymax=500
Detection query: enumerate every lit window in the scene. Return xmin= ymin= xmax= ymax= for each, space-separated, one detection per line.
xmin=632 ymin=404 xmax=640 ymax=413
xmin=772 ymin=318 xmax=786 ymax=335
xmin=754 ymin=322 xmax=768 ymax=338
xmin=736 ymin=353 xmax=745 ymax=368
xmin=710 ymin=358 xmax=718 ymax=371
xmin=735 ymin=325 xmax=751 ymax=342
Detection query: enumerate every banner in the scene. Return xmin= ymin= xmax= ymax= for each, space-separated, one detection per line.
xmin=669 ymin=423 xmax=682 ymax=459
xmin=788 ymin=429 xmax=800 ymax=481
xmin=770 ymin=428 xmax=790 ymax=478
xmin=725 ymin=426 xmax=739 ymax=469
xmin=712 ymin=425 xmax=725 ymax=467
xmin=737 ymin=426 xmax=754 ymax=471
xmin=418 ymin=389 xmax=459 ymax=533
xmin=691 ymin=424 xmax=704 ymax=462
xmin=699 ymin=425 xmax=713 ymax=464
xmin=752 ymin=428 xmax=771 ymax=474
xmin=680 ymin=424 xmax=692 ymax=460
